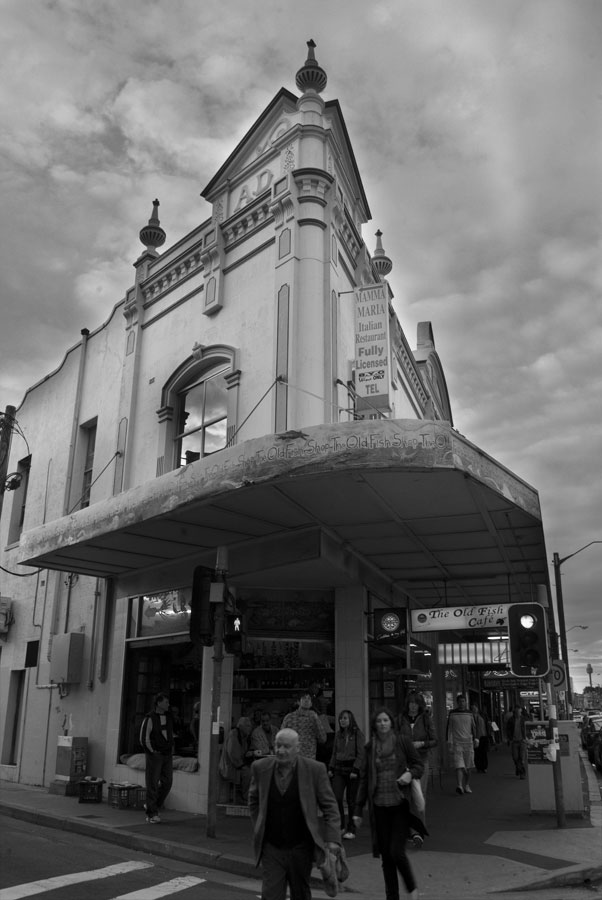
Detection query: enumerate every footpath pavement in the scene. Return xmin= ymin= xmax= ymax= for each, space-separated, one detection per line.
xmin=1 ymin=744 xmax=601 ymax=899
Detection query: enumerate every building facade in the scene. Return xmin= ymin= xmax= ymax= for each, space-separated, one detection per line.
xmin=0 ymin=43 xmax=551 ymax=812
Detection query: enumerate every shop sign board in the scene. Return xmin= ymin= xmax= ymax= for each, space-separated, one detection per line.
xmin=373 ymin=608 xmax=407 ymax=645
xmin=483 ymin=676 xmax=540 ymax=689
xmin=354 ymin=283 xmax=390 ymax=407
xmin=411 ymin=603 xmax=509 ymax=632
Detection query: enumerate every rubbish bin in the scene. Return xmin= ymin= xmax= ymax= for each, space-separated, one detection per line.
xmin=526 ymin=720 xmax=584 ymax=815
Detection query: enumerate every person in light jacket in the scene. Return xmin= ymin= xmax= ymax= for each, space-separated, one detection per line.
xmin=353 ymin=708 xmax=424 ymax=900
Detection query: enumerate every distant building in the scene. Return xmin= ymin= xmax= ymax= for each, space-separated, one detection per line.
xmin=0 ymin=43 xmax=551 ymax=812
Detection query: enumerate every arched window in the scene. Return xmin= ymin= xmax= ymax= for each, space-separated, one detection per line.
xmin=156 ymin=345 xmax=240 ymax=474
xmin=176 ymin=365 xmax=229 ymax=466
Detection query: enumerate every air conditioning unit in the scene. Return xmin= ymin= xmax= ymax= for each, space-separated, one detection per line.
xmin=50 ymin=632 xmax=85 ymax=684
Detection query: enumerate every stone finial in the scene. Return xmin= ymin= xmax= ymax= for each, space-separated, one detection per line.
xmin=373 ymin=229 xmax=393 ymax=279
xmin=295 ymin=39 xmax=327 ymax=94
xmin=139 ymin=199 xmax=166 ymax=253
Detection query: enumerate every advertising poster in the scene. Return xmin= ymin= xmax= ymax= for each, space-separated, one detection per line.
xmin=525 ymin=722 xmax=552 ymax=764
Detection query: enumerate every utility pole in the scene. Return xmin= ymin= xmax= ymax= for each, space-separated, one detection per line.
xmin=206 ymin=547 xmax=229 ymax=839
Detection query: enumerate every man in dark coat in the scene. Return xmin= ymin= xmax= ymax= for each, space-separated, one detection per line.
xmin=140 ymin=691 xmax=174 ymax=823
xmin=248 ymin=727 xmax=341 ymax=900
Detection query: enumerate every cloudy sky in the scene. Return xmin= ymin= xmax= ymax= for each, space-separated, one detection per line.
xmin=1 ymin=0 xmax=600 ymax=693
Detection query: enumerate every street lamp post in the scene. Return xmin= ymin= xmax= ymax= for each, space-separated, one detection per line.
xmin=553 ymin=541 xmax=601 ymax=713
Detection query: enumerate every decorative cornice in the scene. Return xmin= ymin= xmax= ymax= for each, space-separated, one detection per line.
xmin=141 ymin=249 xmax=204 ymax=304
xmin=222 ymin=199 xmax=272 ymax=248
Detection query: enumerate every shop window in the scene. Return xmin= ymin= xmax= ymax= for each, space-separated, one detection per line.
xmin=120 ymin=591 xmax=202 ymax=759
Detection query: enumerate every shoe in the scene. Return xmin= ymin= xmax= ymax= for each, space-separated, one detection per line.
xmin=455 ymin=786 xmax=463 ymax=795
xmin=342 ymin=832 xmax=355 ymax=840
xmin=464 ymin=785 xmax=472 ymax=794
xmin=411 ymin=833 xmax=423 ymax=849
xmin=146 ymin=814 xmax=161 ymax=824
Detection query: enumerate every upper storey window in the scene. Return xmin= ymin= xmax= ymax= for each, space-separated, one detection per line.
xmin=175 ymin=366 xmax=228 ymax=466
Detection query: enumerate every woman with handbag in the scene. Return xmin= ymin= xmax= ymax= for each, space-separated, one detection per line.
xmin=328 ymin=709 xmax=365 ymax=840
xmin=353 ymin=708 xmax=425 ymax=900
xmin=397 ymin=692 xmax=437 ymax=847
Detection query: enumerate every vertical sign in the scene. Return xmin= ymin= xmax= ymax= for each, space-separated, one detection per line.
xmin=354 ymin=283 xmax=390 ymax=409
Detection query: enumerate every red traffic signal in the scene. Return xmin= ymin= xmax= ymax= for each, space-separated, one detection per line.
xmin=508 ymin=602 xmax=550 ymax=677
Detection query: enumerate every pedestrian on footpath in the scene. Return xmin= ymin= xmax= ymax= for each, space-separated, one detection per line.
xmin=506 ymin=705 xmax=527 ymax=778
xmin=282 ymin=690 xmax=327 ymax=760
xmin=251 ymin=711 xmax=279 ymax=757
xmin=248 ymin=728 xmax=342 ymax=900
xmin=221 ymin=716 xmax=256 ymax=802
xmin=140 ymin=692 xmax=174 ymax=824
xmin=328 ymin=709 xmax=365 ymax=840
xmin=353 ymin=707 xmax=424 ymax=900
xmin=471 ymin=703 xmax=489 ymax=773
xmin=397 ymin=692 xmax=437 ymax=847
xmin=446 ymin=694 xmax=477 ymax=795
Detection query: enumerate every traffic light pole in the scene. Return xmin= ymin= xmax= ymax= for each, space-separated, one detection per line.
xmin=206 ymin=582 xmax=225 ymax=839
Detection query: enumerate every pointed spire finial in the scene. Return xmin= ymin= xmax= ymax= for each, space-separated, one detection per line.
xmin=295 ymin=38 xmax=327 ymax=95
xmin=139 ymin=198 xmax=166 ymax=253
xmin=373 ymin=230 xmax=393 ymax=279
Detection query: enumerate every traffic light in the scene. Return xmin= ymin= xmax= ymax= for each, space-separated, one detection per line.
xmin=190 ymin=565 xmax=214 ymax=646
xmin=508 ymin=602 xmax=550 ymax=677
xmin=224 ymin=612 xmax=244 ymax=656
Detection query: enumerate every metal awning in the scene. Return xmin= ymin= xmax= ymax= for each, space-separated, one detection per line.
xmin=18 ymin=419 xmax=551 ymax=609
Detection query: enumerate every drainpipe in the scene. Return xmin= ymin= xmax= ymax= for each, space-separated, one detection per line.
xmin=87 ymin=578 xmax=102 ymax=689
xmin=63 ymin=329 xmax=90 ymax=514
xmin=0 ymin=404 xmax=16 ymax=520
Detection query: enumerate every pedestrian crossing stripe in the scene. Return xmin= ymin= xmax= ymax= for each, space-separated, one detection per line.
xmin=109 ymin=875 xmax=206 ymax=898
xmin=0 ymin=861 xmax=152 ymax=899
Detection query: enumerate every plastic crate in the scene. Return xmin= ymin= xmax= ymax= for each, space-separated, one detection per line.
xmin=130 ymin=786 xmax=146 ymax=810
xmin=225 ymin=804 xmax=250 ymax=817
xmin=108 ymin=783 xmax=135 ymax=809
xmin=78 ymin=778 xmax=104 ymax=804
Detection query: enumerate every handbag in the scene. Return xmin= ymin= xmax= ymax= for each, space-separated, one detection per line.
xmin=410 ymin=777 xmax=426 ymax=813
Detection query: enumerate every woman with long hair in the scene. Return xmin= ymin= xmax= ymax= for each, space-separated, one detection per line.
xmin=353 ymin=707 xmax=424 ymax=900
xmin=397 ymin=692 xmax=437 ymax=846
xmin=328 ymin=709 xmax=365 ymax=839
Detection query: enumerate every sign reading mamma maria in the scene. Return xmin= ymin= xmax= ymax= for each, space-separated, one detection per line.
xmin=354 ymin=283 xmax=390 ymax=408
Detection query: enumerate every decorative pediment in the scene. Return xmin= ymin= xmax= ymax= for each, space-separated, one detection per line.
xmin=202 ymin=89 xmax=299 ymax=207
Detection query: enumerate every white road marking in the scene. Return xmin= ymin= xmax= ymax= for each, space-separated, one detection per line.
xmin=109 ymin=875 xmax=206 ymax=898
xmin=0 ymin=861 xmax=153 ymax=899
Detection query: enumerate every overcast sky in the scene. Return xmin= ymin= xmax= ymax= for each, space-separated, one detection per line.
xmin=1 ymin=0 xmax=600 ymax=693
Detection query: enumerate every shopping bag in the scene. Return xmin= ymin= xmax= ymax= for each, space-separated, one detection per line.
xmin=410 ymin=777 xmax=426 ymax=813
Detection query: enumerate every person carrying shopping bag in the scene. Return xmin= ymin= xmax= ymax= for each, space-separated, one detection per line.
xmin=397 ymin=692 xmax=437 ymax=847
xmin=353 ymin=707 xmax=425 ymax=900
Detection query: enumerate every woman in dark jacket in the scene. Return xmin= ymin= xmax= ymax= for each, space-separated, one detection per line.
xmin=328 ymin=709 xmax=365 ymax=839
xmin=353 ymin=707 xmax=424 ymax=900
xmin=397 ymin=691 xmax=437 ymax=845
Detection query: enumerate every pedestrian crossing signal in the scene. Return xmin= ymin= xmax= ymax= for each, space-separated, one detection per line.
xmin=224 ymin=612 xmax=244 ymax=655
xmin=508 ymin=602 xmax=550 ymax=677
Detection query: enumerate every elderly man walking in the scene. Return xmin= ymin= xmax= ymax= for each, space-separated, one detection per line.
xmin=248 ymin=728 xmax=341 ymax=900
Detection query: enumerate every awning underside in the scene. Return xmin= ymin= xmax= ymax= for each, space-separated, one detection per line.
xmin=18 ymin=421 xmax=550 ymax=609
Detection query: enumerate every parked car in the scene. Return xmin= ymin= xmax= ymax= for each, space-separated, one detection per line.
xmin=592 ymin=731 xmax=602 ymax=774
xmin=581 ymin=715 xmax=602 ymax=758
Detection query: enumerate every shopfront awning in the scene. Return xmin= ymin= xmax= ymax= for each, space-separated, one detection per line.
xmin=18 ymin=419 xmax=551 ymax=609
